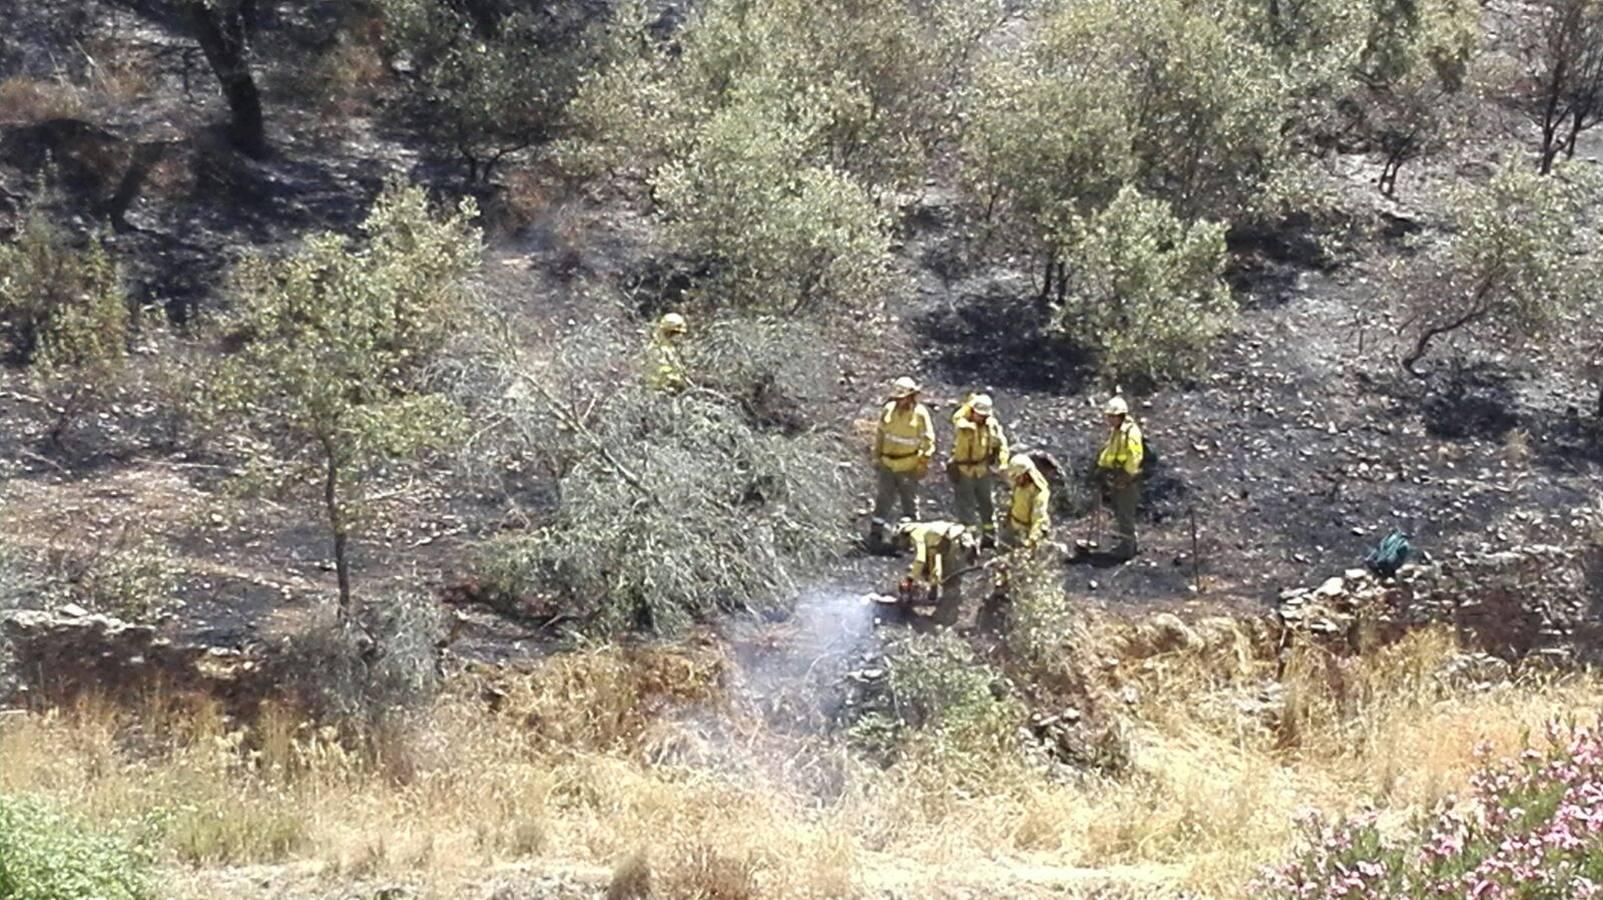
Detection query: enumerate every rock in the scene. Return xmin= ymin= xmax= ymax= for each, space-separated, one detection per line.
xmin=58 ymin=603 xmax=90 ymax=619
xmin=1314 ymin=576 xmax=1346 ymax=599
xmin=0 ymin=608 xmax=278 ymax=714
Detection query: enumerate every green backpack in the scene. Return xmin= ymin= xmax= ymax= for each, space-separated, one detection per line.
xmin=1364 ymin=530 xmax=1412 ymax=578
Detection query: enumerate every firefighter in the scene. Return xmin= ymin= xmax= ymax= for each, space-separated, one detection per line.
xmin=894 ymin=520 xmax=979 ymax=626
xmin=645 ymin=312 xmax=689 ymax=391
xmin=948 ymin=393 xmax=1008 ymax=549
xmin=869 ymin=377 xmax=935 ymax=549
xmin=1002 ymin=454 xmax=1050 ymax=550
xmin=1096 ymin=395 xmax=1144 ymax=560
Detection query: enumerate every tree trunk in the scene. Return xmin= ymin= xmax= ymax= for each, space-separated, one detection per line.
xmin=1038 ymin=247 xmax=1057 ymax=309
xmin=323 ymin=443 xmax=354 ymax=619
xmin=186 ymin=0 xmax=266 ymax=158
xmin=1402 ymin=304 xmax=1493 ymax=376
xmin=1379 ymin=153 xmax=1402 ymax=197
xmin=1565 ymin=107 xmax=1587 ymax=159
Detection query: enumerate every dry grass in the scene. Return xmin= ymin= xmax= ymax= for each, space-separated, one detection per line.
xmin=2 ymin=621 xmax=1601 ymax=898
xmin=0 ymin=76 xmax=87 ymax=124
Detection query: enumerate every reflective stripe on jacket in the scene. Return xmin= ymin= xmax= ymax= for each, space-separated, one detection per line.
xmin=950 ymin=404 xmax=1009 ymax=478
xmin=1097 ymin=419 xmax=1144 ymax=477
xmin=1008 ymin=467 xmax=1050 ymax=544
xmin=874 ymin=401 xmax=934 ymax=474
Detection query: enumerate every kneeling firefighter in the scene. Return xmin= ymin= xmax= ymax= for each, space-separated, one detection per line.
xmin=893 ymin=520 xmax=979 ymax=626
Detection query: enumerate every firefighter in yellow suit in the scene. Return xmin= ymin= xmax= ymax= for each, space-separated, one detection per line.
xmin=894 ymin=520 xmax=979 ymax=626
xmin=645 ymin=312 xmax=689 ymax=391
xmin=1096 ymin=395 xmax=1144 ymax=560
xmin=1002 ymin=454 xmax=1050 ymax=550
xmin=869 ymin=377 xmax=935 ymax=549
xmin=948 ymin=393 xmax=1008 ymax=549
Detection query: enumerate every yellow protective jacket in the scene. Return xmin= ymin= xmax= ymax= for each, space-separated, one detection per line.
xmin=906 ymin=521 xmax=967 ymax=586
xmin=1097 ymin=418 xmax=1144 ymax=477
xmin=645 ymin=334 xmax=687 ymax=391
xmin=949 ymin=403 xmax=1009 ymax=478
xmin=1008 ymin=464 xmax=1051 ymax=545
xmin=874 ymin=401 xmax=935 ymax=474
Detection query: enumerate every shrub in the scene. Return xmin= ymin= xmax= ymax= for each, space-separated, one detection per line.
xmin=0 ymin=211 xmax=127 ymax=371
xmin=0 ymin=795 xmax=151 ymax=900
xmin=848 ymin=631 xmax=1021 ymax=766
xmin=466 ymin=315 xmax=852 ymax=635
xmin=40 ymin=528 xmax=178 ymax=620
xmin=0 ymin=208 xmax=132 ymax=447
xmin=648 ymin=87 xmax=897 ymax=314
xmin=279 ymin=589 xmax=444 ymax=729
xmin=1260 ymin=716 xmax=1603 ymax=898
xmin=1050 ymin=185 xmax=1234 ymax=385
xmin=1400 ymin=160 xmax=1601 ymax=375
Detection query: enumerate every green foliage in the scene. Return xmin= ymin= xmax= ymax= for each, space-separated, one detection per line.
xmin=645 ymin=82 xmax=896 ymax=313
xmin=1051 ymin=185 xmax=1234 ymax=384
xmin=963 ymin=0 xmax=1289 ymax=246
xmin=42 ymin=529 xmax=178 ymax=621
xmin=1353 ymin=0 xmax=1482 ymax=194
xmin=1002 ymin=557 xmax=1079 ymax=679
xmin=0 ymin=795 xmax=151 ymax=900
xmin=849 ymin=631 xmax=1021 ymax=766
xmin=0 ymin=211 xmax=128 ymax=372
xmin=565 ymin=0 xmax=997 ymax=312
xmin=469 ymin=317 xmax=852 ymax=635
xmin=203 ymin=182 xmax=482 ymax=611
xmin=377 ymin=0 xmax=589 ymax=181
xmin=280 ymin=590 xmax=444 ymax=727
xmin=1401 ymin=161 xmax=1602 ymax=373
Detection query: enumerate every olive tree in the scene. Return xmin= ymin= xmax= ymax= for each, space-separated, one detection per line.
xmin=378 ymin=0 xmax=592 ymax=182
xmin=565 ymin=0 xmax=999 ymax=312
xmin=108 ymin=0 xmax=266 ymax=156
xmin=1349 ymin=0 xmax=1481 ymax=196
xmin=1050 ymin=185 xmax=1234 ymax=385
xmin=1399 ymin=161 xmax=1600 ymax=375
xmin=202 ymin=183 xmax=481 ymax=617
xmin=1512 ymin=0 xmax=1603 ymax=174
xmin=961 ymin=0 xmax=1288 ymax=294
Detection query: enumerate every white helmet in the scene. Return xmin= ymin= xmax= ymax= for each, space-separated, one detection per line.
xmin=1007 ymin=455 xmax=1036 ymax=477
xmin=970 ymin=393 xmax=994 ymax=417
xmin=889 ymin=376 xmax=921 ymax=399
xmin=1103 ymin=395 xmax=1129 ymax=417
xmin=658 ymin=312 xmax=687 ymax=335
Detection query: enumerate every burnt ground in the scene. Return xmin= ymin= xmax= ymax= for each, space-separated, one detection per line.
xmin=0 ymin=2 xmax=1601 ymax=664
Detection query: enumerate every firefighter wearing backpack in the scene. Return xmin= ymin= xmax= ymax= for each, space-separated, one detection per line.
xmin=1002 ymin=454 xmax=1050 ymax=550
xmin=948 ymin=393 xmax=1008 ymax=549
xmin=869 ymin=377 xmax=936 ymax=549
xmin=1096 ymin=395 xmax=1144 ymax=561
